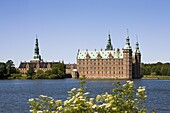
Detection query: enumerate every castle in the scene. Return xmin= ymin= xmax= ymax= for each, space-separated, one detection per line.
xmin=76 ymin=33 xmax=142 ymax=79
xmin=18 ymin=35 xmax=61 ymax=73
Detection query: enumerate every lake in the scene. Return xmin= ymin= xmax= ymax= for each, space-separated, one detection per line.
xmin=0 ymin=79 xmax=169 ymax=113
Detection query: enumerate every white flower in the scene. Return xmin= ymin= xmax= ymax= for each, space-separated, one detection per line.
xmin=40 ymin=95 xmax=47 ymax=98
xmin=29 ymin=98 xmax=34 ymax=102
xmin=96 ymin=95 xmax=101 ymax=102
xmin=56 ymin=100 xmax=62 ymax=105
xmin=64 ymin=100 xmax=69 ymax=106
xmin=71 ymin=88 xmax=76 ymax=92
xmin=112 ymin=107 xmax=117 ymax=111
xmin=37 ymin=111 xmax=43 ymax=113
xmin=92 ymin=104 xmax=97 ymax=109
xmin=84 ymin=92 xmax=89 ymax=95
xmin=29 ymin=110 xmax=33 ymax=112
xmin=58 ymin=106 xmax=63 ymax=111
xmin=137 ymin=88 xmax=145 ymax=93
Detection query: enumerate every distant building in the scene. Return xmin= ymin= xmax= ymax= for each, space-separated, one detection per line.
xmin=76 ymin=33 xmax=142 ymax=79
xmin=18 ymin=35 xmax=61 ymax=73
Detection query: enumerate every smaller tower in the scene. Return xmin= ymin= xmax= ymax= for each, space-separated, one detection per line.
xmin=123 ymin=30 xmax=132 ymax=79
xmin=134 ymin=39 xmax=142 ymax=78
xmin=105 ymin=34 xmax=113 ymax=50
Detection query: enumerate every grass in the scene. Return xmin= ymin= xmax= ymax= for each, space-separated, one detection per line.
xmin=142 ymin=75 xmax=170 ymax=79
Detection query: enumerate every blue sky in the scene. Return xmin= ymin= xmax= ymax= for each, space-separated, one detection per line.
xmin=0 ymin=0 xmax=170 ymax=67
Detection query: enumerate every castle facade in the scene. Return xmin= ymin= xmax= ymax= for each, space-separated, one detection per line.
xmin=76 ymin=33 xmax=142 ymax=79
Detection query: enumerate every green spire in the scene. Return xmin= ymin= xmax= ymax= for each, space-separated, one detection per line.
xmin=124 ymin=29 xmax=131 ymax=49
xmin=106 ymin=34 xmax=113 ymax=50
xmin=33 ymin=35 xmax=41 ymax=61
xmin=135 ymin=36 xmax=140 ymax=53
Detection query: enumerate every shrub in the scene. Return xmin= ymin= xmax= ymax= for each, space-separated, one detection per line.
xmin=29 ymin=75 xmax=155 ymax=113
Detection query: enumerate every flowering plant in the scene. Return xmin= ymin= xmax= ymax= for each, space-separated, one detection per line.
xmin=29 ymin=75 xmax=155 ymax=113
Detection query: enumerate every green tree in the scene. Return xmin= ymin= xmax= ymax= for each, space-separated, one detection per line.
xmin=6 ymin=60 xmax=15 ymax=76
xmin=27 ymin=66 xmax=35 ymax=77
xmin=34 ymin=70 xmax=45 ymax=79
xmin=0 ymin=62 xmax=7 ymax=79
xmin=45 ymin=70 xmax=52 ymax=76
xmin=52 ymin=64 xmax=58 ymax=75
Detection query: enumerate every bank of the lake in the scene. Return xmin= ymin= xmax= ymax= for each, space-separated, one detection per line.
xmin=0 ymin=79 xmax=170 ymax=113
xmin=142 ymin=75 xmax=170 ymax=80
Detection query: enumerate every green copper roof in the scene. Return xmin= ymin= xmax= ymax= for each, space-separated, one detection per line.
xmin=77 ymin=49 xmax=123 ymax=59
xmin=105 ymin=34 xmax=113 ymax=50
xmin=135 ymin=41 xmax=140 ymax=53
xmin=124 ymin=36 xmax=132 ymax=49
xmin=33 ymin=35 xmax=42 ymax=61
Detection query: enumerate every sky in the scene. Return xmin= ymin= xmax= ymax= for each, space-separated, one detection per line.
xmin=0 ymin=0 xmax=170 ymax=67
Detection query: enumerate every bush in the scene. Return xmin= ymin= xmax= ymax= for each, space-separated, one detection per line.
xmin=11 ymin=74 xmax=21 ymax=79
xmin=29 ymin=75 xmax=155 ymax=113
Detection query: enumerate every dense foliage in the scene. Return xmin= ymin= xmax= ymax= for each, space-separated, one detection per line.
xmin=29 ymin=75 xmax=155 ymax=113
xmin=0 ymin=60 xmax=18 ymax=79
xmin=28 ymin=63 xmax=66 ymax=79
xmin=142 ymin=62 xmax=170 ymax=76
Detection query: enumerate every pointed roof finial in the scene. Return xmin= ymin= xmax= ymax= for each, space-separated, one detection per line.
xmin=126 ymin=28 xmax=129 ymax=36
xmin=36 ymin=34 xmax=38 ymax=39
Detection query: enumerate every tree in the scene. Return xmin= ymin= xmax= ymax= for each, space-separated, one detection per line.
xmin=34 ymin=70 xmax=45 ymax=79
xmin=51 ymin=63 xmax=66 ymax=78
xmin=27 ymin=66 xmax=35 ymax=77
xmin=0 ymin=62 xmax=7 ymax=79
xmin=45 ymin=70 xmax=52 ymax=76
xmin=6 ymin=60 xmax=15 ymax=76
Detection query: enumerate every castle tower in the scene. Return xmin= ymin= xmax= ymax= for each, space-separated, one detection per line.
xmin=105 ymin=34 xmax=113 ymax=50
xmin=31 ymin=35 xmax=42 ymax=62
xmin=134 ymin=40 xmax=142 ymax=78
xmin=123 ymin=31 xmax=132 ymax=79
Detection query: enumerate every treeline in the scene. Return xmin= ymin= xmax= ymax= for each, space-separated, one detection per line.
xmin=0 ymin=60 xmax=66 ymax=79
xmin=142 ymin=62 xmax=170 ymax=76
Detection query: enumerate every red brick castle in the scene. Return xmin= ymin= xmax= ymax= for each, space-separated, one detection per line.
xmin=76 ymin=33 xmax=142 ymax=79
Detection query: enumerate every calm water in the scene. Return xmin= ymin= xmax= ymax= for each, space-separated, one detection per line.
xmin=0 ymin=79 xmax=169 ymax=113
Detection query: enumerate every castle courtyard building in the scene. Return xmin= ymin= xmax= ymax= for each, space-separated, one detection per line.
xmin=76 ymin=33 xmax=142 ymax=79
